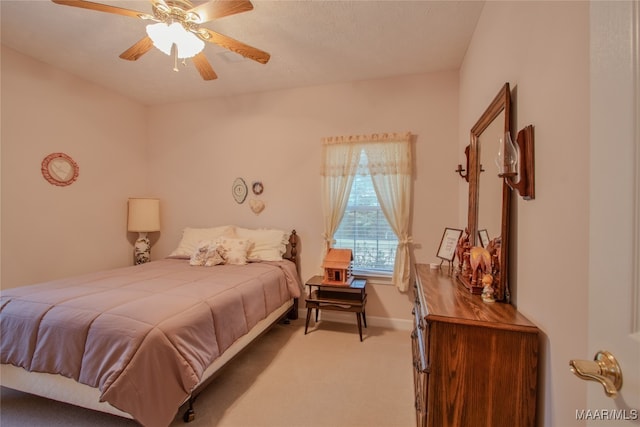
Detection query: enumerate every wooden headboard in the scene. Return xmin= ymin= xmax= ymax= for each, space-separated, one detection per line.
xmin=283 ymin=229 xmax=299 ymax=269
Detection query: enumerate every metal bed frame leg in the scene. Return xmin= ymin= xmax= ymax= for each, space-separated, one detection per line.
xmin=183 ymin=396 xmax=196 ymax=423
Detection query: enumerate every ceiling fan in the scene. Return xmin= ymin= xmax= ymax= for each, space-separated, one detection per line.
xmin=51 ymin=0 xmax=271 ymax=80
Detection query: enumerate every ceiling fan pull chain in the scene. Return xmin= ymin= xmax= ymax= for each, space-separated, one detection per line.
xmin=172 ymin=44 xmax=179 ymax=72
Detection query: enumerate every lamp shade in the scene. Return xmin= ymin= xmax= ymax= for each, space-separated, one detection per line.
xmin=127 ymin=198 xmax=160 ymax=232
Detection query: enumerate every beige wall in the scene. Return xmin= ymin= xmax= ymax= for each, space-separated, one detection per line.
xmin=460 ymin=2 xmax=590 ymax=426
xmin=147 ymin=72 xmax=461 ymax=322
xmin=1 ymin=46 xmax=149 ymax=288
xmin=0 ymin=45 xmax=461 ymax=322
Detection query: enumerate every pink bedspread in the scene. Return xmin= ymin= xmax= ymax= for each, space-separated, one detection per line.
xmin=0 ymin=259 xmax=301 ymax=426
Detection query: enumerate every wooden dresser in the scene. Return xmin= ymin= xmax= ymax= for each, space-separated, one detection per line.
xmin=411 ymin=263 xmax=539 ymax=427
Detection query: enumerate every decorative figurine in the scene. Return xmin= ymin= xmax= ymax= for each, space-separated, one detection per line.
xmin=456 ymin=228 xmax=470 ymax=272
xmin=469 ymin=246 xmax=491 ymax=286
xmin=481 ymin=273 xmax=495 ymax=303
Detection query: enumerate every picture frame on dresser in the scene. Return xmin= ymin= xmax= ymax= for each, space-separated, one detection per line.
xmin=478 ymin=229 xmax=490 ymax=247
xmin=436 ymin=227 xmax=462 ymax=261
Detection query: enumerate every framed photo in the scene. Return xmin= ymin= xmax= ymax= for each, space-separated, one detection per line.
xmin=478 ymin=229 xmax=490 ymax=248
xmin=437 ymin=228 xmax=463 ymax=262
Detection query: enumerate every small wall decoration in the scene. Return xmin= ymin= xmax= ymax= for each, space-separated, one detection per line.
xmin=436 ymin=228 xmax=463 ymax=262
xmin=232 ymin=177 xmax=248 ymax=204
xmin=249 ymin=199 xmax=265 ymax=215
xmin=41 ymin=152 xmax=79 ymax=186
xmin=252 ymin=181 xmax=264 ymax=195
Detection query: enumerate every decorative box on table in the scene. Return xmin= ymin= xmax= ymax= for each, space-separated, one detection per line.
xmin=322 ymin=248 xmax=353 ymax=285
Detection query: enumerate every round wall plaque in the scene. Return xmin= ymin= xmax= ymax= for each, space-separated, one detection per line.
xmin=252 ymin=181 xmax=264 ymax=195
xmin=41 ymin=152 xmax=79 ymax=186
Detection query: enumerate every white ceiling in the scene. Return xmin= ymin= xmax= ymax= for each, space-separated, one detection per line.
xmin=1 ymin=0 xmax=485 ymax=105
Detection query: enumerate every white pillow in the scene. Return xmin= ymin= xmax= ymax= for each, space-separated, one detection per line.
xmin=215 ymin=236 xmax=251 ymax=265
xmin=168 ymin=226 xmax=232 ymax=258
xmin=234 ymin=227 xmax=290 ymax=262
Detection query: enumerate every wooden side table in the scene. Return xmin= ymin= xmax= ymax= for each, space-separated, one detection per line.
xmin=304 ymin=275 xmax=367 ymax=341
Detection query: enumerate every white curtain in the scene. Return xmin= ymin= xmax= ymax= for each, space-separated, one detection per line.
xmin=320 ymin=138 xmax=360 ymax=259
xmin=320 ymin=132 xmax=413 ymax=292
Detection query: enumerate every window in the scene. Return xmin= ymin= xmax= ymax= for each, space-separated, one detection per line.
xmin=334 ymin=152 xmax=397 ymax=274
xmin=321 ymin=132 xmax=412 ymax=291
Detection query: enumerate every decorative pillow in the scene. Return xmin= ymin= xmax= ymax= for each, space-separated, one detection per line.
xmin=189 ymin=241 xmax=225 ymax=267
xmin=215 ymin=236 xmax=252 ymax=265
xmin=233 ymin=227 xmax=290 ymax=262
xmin=168 ymin=226 xmax=232 ymax=258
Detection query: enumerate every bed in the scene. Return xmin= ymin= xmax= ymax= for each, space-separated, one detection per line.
xmin=0 ymin=226 xmax=301 ymax=427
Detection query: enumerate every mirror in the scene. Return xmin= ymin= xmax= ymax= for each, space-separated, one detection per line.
xmin=463 ymin=83 xmax=511 ymax=302
xmin=477 ymin=112 xmax=504 ymax=240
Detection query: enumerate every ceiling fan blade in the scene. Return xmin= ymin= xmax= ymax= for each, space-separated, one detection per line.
xmin=119 ymin=36 xmax=154 ymax=61
xmin=51 ymin=0 xmax=149 ymax=19
xmin=192 ymin=53 xmax=218 ymax=81
xmin=188 ymin=0 xmax=253 ymax=24
xmin=201 ymin=29 xmax=270 ymax=64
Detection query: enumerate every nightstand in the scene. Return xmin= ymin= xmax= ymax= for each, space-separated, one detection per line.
xmin=304 ymin=275 xmax=367 ymax=341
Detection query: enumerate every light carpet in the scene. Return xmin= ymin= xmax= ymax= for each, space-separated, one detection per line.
xmin=1 ymin=318 xmax=414 ymax=427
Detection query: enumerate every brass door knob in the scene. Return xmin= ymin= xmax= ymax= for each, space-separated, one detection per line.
xmin=569 ymin=350 xmax=623 ymax=398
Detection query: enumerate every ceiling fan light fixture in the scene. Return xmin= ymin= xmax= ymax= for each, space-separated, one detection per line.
xmin=50 ymin=0 xmax=267 ymax=81
xmin=146 ymin=22 xmax=205 ymax=59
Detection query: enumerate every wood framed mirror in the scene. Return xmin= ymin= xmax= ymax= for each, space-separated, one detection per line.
xmin=464 ymin=82 xmax=511 ymax=302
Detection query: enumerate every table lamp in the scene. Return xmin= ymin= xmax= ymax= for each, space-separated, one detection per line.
xmin=127 ymin=198 xmax=160 ymax=265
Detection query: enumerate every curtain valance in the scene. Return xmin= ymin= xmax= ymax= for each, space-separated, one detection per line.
xmin=321 ymin=132 xmax=411 ymax=145
xmin=321 ymin=132 xmax=412 ymax=177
